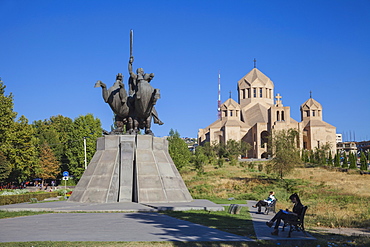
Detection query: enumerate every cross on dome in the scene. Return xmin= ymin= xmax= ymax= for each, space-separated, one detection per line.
xmin=275 ymin=93 xmax=283 ymax=106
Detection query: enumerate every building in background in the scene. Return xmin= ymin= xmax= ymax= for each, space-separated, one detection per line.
xmin=336 ymin=134 xmax=343 ymax=143
xmin=198 ymin=67 xmax=337 ymax=158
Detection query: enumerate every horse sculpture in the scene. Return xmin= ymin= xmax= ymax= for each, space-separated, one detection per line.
xmin=95 ymin=57 xmax=163 ymax=135
xmin=94 ymin=73 xmax=132 ymax=134
xmin=128 ymin=57 xmax=161 ymax=135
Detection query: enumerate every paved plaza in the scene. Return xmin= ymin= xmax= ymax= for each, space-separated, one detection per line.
xmin=0 ymin=199 xmax=318 ymax=243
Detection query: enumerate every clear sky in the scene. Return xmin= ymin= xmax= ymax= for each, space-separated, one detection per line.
xmin=1 ymin=0 xmax=370 ymax=140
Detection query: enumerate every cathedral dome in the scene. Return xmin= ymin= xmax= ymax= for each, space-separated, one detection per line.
xmin=238 ymin=68 xmax=273 ymax=88
xmin=300 ymin=97 xmax=322 ymax=110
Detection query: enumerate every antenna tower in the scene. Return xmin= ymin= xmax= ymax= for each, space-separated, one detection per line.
xmin=217 ymin=70 xmax=221 ymax=119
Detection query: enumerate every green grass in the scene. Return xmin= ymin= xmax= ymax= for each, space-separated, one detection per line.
xmin=0 ymin=210 xmax=50 ymax=219
xmin=208 ymin=198 xmax=247 ymax=204
xmin=162 ymin=206 xmax=255 ymax=239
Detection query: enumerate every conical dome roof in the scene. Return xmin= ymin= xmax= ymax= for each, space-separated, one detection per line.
xmin=300 ymin=97 xmax=322 ymax=110
xmin=238 ymin=68 xmax=273 ymax=87
xmin=221 ymin=98 xmax=240 ymax=110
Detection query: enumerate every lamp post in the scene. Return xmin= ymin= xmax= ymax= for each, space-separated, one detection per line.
xmin=84 ymin=137 xmax=87 ymax=169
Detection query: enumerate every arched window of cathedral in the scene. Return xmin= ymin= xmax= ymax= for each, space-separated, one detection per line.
xmin=236 ymin=110 xmax=239 ymax=117
xmin=305 ymin=110 xmax=310 ymax=117
xmin=261 ymin=131 xmax=269 ymax=148
xmin=259 ymin=88 xmax=263 ymax=98
xmin=277 ymin=111 xmax=280 ymax=121
xmin=230 ymin=110 xmax=233 ymax=117
xmin=312 ymin=110 xmax=315 ymax=117
xmin=247 ymin=88 xmax=250 ymax=98
xmin=223 ymin=110 xmax=227 ymax=117
xmin=253 ymin=88 xmax=256 ymax=98
xmin=282 ymin=111 xmax=285 ymax=121
xmin=242 ymin=89 xmax=246 ymax=99
xmin=269 ymin=89 xmax=272 ymax=98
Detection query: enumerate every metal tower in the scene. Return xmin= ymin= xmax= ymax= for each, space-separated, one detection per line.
xmin=217 ymin=70 xmax=221 ymax=119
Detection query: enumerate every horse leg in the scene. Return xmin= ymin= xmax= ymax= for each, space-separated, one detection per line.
xmin=133 ymin=118 xmax=139 ymax=134
xmin=144 ymin=116 xmax=153 ymax=135
xmin=127 ymin=117 xmax=134 ymax=134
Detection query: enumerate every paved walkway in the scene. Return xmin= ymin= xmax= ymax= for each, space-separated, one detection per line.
xmin=0 ymin=212 xmax=251 ymax=242
xmin=0 ymin=199 xmax=224 ymax=213
xmin=245 ymin=200 xmax=316 ymax=242
xmin=0 ymin=199 xmax=325 ymax=243
xmin=0 ymin=199 xmax=251 ymax=242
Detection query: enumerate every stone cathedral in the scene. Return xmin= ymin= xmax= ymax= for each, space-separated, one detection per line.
xmin=198 ymin=67 xmax=336 ymax=158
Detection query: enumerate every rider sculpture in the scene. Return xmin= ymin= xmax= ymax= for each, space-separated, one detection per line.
xmin=95 ymin=58 xmax=163 ymax=135
xmin=128 ymin=56 xmax=163 ymax=135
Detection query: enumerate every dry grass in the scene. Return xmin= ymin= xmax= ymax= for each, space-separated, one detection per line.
xmin=288 ymin=167 xmax=370 ymax=197
xmin=181 ymin=162 xmax=370 ymax=228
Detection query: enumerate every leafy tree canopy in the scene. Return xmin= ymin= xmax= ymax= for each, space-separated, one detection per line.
xmin=168 ymin=129 xmax=191 ymax=170
xmin=269 ymin=128 xmax=302 ymax=179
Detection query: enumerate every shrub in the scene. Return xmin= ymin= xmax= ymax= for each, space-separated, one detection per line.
xmin=258 ymin=163 xmax=263 ymax=172
xmin=217 ymin=158 xmax=224 ymax=168
xmin=229 ymin=158 xmax=237 ymax=166
xmin=0 ymin=192 xmax=59 ymax=205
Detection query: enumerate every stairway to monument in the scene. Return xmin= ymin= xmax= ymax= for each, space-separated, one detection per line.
xmin=69 ymin=135 xmax=193 ymax=203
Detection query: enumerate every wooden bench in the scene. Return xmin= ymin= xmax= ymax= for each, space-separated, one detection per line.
xmin=228 ymin=204 xmax=242 ymax=214
xmin=282 ymin=205 xmax=308 ymax=237
xmin=264 ymin=199 xmax=277 ymax=215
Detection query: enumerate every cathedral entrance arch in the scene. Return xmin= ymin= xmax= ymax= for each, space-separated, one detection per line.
xmin=261 ymin=152 xmax=268 ymax=159
xmin=260 ymin=131 xmax=269 ymax=148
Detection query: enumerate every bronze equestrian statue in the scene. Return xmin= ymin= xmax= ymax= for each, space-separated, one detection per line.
xmin=94 ymin=73 xmax=132 ymax=134
xmin=95 ymin=30 xmax=163 ymax=135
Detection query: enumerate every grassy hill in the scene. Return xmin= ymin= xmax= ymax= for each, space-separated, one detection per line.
xmin=180 ymin=161 xmax=370 ymax=229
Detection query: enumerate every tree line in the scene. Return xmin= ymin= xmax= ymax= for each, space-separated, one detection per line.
xmin=168 ymin=128 xmax=303 ymax=179
xmin=301 ymin=143 xmax=369 ymax=171
xmin=0 ymin=80 xmax=102 ymax=186
xmin=169 ymin=127 xmax=369 ymax=180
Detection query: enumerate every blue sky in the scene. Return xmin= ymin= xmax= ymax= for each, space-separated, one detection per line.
xmin=1 ymin=0 xmax=370 ymax=140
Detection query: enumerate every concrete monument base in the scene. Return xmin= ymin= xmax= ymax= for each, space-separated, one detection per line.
xmin=69 ymin=135 xmax=193 ymax=203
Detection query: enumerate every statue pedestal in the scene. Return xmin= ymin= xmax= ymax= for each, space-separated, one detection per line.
xmin=69 ymin=135 xmax=193 ymax=203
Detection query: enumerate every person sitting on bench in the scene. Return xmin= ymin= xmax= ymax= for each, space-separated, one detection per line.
xmin=252 ymin=191 xmax=276 ymax=213
xmin=265 ymin=193 xmax=304 ymax=236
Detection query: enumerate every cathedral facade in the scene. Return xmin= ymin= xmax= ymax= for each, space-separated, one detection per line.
xmin=198 ymin=67 xmax=336 ymax=158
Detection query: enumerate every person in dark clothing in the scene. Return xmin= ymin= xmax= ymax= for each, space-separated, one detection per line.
xmin=265 ymin=193 xmax=303 ymax=236
xmin=252 ymin=191 xmax=276 ymax=213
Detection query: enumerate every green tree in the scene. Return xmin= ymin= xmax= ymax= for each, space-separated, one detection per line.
xmin=342 ymin=152 xmax=348 ymax=168
xmin=65 ymin=114 xmax=102 ymax=180
xmin=0 ymin=79 xmax=17 ymax=182
xmin=301 ymin=150 xmax=309 ymax=163
xmin=0 ymin=79 xmax=17 ymax=145
xmin=360 ymin=151 xmax=368 ymax=171
xmin=0 ymin=151 xmax=11 ymax=182
xmin=225 ymin=139 xmax=250 ymax=160
xmin=167 ymin=129 xmax=191 ymax=170
xmin=192 ymin=146 xmax=207 ymax=174
xmin=328 ymin=151 xmax=333 ymax=166
xmin=334 ymin=152 xmax=341 ymax=167
xmin=349 ymin=152 xmax=357 ymax=169
xmin=33 ymin=115 xmax=73 ymax=172
xmin=36 ymin=144 xmax=60 ymax=187
xmin=202 ymin=142 xmax=217 ymax=164
xmin=309 ymin=150 xmax=314 ymax=164
xmin=7 ymin=116 xmax=40 ymax=183
xmin=269 ymin=129 xmax=302 ymax=179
